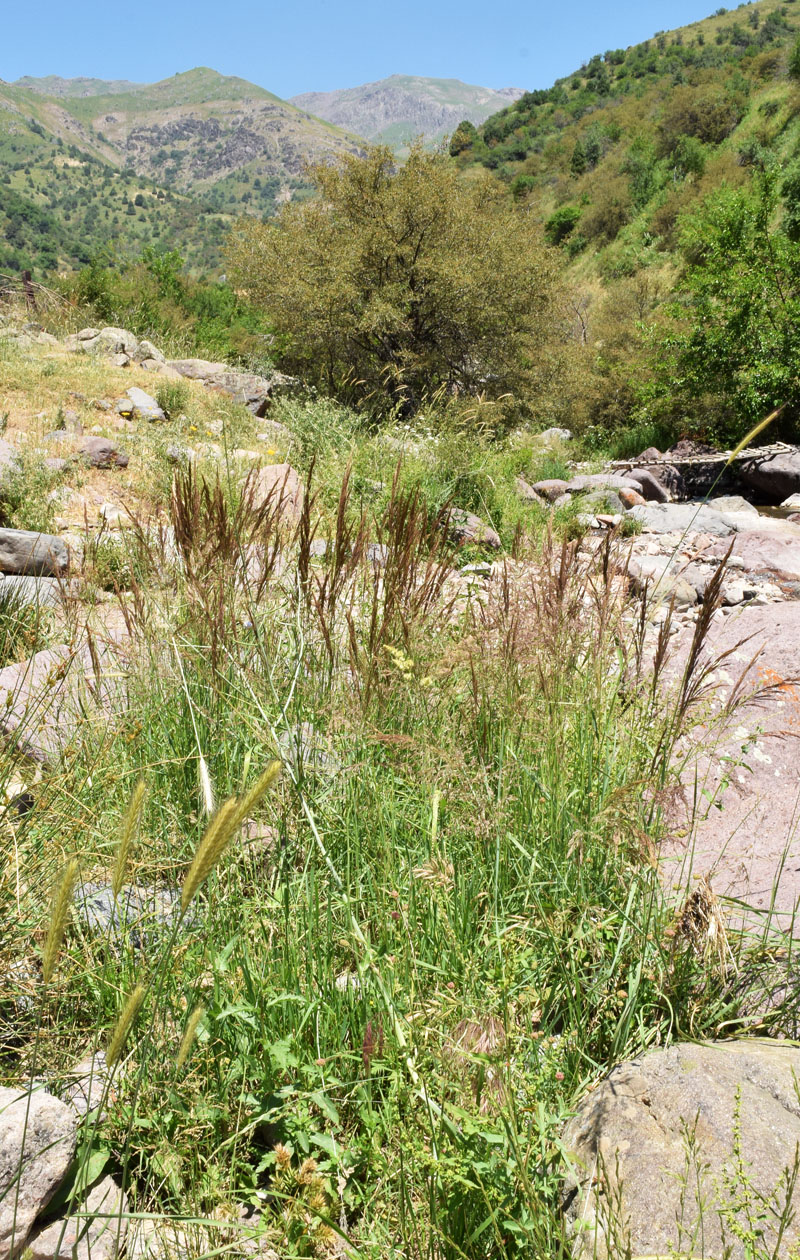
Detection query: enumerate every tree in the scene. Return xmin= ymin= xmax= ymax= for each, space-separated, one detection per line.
xmin=570 ymin=140 xmax=587 ymax=176
xmin=654 ymin=172 xmax=800 ymax=440
xmin=227 ymin=144 xmax=565 ymax=417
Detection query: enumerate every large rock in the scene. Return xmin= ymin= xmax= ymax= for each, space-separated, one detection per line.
xmin=706 ymin=526 xmax=800 ymax=584
xmin=563 ymin=1040 xmax=800 ymax=1260
xmin=166 ymin=358 xmax=227 ymax=381
xmin=0 ymin=439 xmax=20 ymax=482
xmin=623 ymin=468 xmax=670 ymax=503
xmin=0 ymin=576 xmax=70 ymax=608
xmin=248 ymin=464 xmax=304 ymax=526
xmin=627 ymin=503 xmax=738 ymax=537
xmin=565 ymin=473 xmax=640 ymax=494
xmin=0 ymin=530 xmax=68 ymax=577
xmin=626 ymin=554 xmax=697 ymax=607
xmin=72 ymin=327 xmax=139 ymax=359
xmin=532 ymin=479 xmax=569 ymax=502
xmin=74 ymin=882 xmax=189 ymax=950
xmin=122 ymin=388 xmax=165 ymax=423
xmin=0 ymin=1086 xmax=78 ymax=1260
xmin=739 ymin=447 xmax=800 ymax=502
xmin=445 ymin=508 xmax=502 ymax=550
xmin=27 ymin=1175 xmax=128 ymax=1260
xmin=0 ymin=637 xmax=128 ymax=765
xmin=79 ymin=438 xmax=129 ymax=470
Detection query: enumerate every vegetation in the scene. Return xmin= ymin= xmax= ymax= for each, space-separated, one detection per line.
xmin=227 ymin=145 xmax=565 ymax=420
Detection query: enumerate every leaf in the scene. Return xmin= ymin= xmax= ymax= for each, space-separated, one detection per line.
xmin=309 ymin=1090 xmax=341 ymax=1126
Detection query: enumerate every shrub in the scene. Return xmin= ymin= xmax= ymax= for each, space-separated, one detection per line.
xmin=155 ymin=379 xmax=190 ymax=418
xmin=227 ymin=144 xmax=566 ymax=420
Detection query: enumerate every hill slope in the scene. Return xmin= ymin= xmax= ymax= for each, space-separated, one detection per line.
xmin=0 ymin=68 xmax=365 ymax=273
xmin=291 ymin=74 xmax=523 ymax=149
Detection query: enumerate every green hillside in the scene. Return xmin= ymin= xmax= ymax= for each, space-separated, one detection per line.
xmin=0 ymin=69 xmax=364 ymax=274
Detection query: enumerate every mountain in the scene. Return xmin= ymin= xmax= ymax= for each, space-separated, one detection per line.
xmin=451 ymin=0 xmax=800 ymax=270
xmin=291 ymin=75 xmax=524 ymax=150
xmin=12 ymin=76 xmax=143 ymax=98
xmin=0 ymin=68 xmax=365 ymax=273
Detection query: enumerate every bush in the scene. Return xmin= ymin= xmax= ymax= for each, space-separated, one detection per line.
xmin=227 ymin=144 xmax=566 ymax=420
xmin=155 ymin=379 xmax=190 ymax=419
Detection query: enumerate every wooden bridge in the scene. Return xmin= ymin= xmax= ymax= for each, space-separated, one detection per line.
xmin=610 ymin=441 xmax=796 ymax=471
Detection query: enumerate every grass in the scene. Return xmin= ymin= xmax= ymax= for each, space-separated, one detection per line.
xmin=0 ymin=331 xmax=799 ymax=1258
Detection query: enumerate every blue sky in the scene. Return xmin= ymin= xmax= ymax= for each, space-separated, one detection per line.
xmin=3 ymin=0 xmax=725 ymax=98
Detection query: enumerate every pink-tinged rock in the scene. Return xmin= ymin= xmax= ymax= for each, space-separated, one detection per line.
xmin=619 ymin=486 xmax=647 ymax=508
xmin=0 ymin=1087 xmax=78 ymax=1260
xmin=707 ymin=527 xmax=800 ymax=583
xmin=248 ymin=464 xmax=304 ymax=526
xmin=79 ymin=438 xmax=129 ymax=469
xmin=532 ymin=479 xmax=569 ymax=502
xmin=662 ymin=602 xmax=800 ymax=927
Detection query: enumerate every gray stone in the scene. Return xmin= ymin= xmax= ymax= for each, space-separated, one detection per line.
xmin=59 ymin=1052 xmax=110 ymax=1119
xmin=446 ymin=508 xmax=502 ymax=550
xmin=0 ymin=1085 xmax=78 ymax=1260
xmin=366 ymin=542 xmax=389 ymax=569
xmin=781 ymin=493 xmax=800 ymax=511
xmin=0 ymin=530 xmax=68 ymax=577
xmin=79 ymin=438 xmax=129 ymax=469
xmin=580 ymin=489 xmax=624 ymax=515
xmin=739 ymin=447 xmax=800 ymax=502
xmin=536 ymin=426 xmax=572 ymax=443
xmin=124 ymin=388 xmax=165 ymax=423
xmin=709 ymin=494 xmax=758 ymax=515
xmin=0 ymin=637 xmax=128 ymax=765
xmin=165 ymin=444 xmax=189 ymax=465
xmin=627 ymin=503 xmax=737 ymax=537
xmin=27 ymin=1175 xmax=128 ymax=1260
xmin=108 ymin=354 xmax=130 ymax=369
xmin=135 ymin=339 xmax=164 ymax=364
xmin=166 ymin=358 xmax=227 ymax=381
xmin=74 ymin=882 xmax=188 ymax=950
xmin=0 ymin=576 xmax=67 ymax=608
xmin=563 ymin=1040 xmax=800 ymax=1260
xmin=278 ymin=722 xmax=341 ymax=776
xmin=0 ymin=439 xmax=20 ymax=481
xmin=308 ymin=539 xmax=327 ymax=559
xmin=43 ymin=459 xmax=68 ymax=475
xmin=248 ymin=464 xmax=304 ymax=526
xmin=623 ymin=468 xmax=670 ymax=503
xmin=565 ymin=473 xmax=640 ymax=494
xmin=75 ymin=327 xmax=140 ymax=358
xmin=626 ymin=554 xmax=697 ymax=608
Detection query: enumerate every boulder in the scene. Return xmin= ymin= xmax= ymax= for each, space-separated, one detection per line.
xmin=74 ymin=327 xmax=140 ymax=358
xmin=134 ymin=339 xmax=164 ymax=364
xmin=445 ymin=508 xmax=502 ymax=549
xmin=709 ymin=494 xmax=758 ymax=515
xmin=565 ymin=474 xmax=639 ymax=493
xmin=627 ymin=503 xmax=737 ymax=538
xmin=0 ymin=439 xmax=20 ymax=481
xmin=0 ymin=576 xmax=69 ymax=608
xmin=0 ymin=530 xmax=68 ymax=577
xmin=781 ymin=493 xmax=800 ymax=511
xmin=79 ymin=438 xmax=129 ymax=469
xmin=563 ymin=1040 xmax=800 ymax=1260
xmin=27 ymin=1175 xmax=128 ymax=1260
xmin=0 ymin=1086 xmax=78 ymax=1260
xmin=623 ymin=468 xmax=670 ymax=503
xmin=515 ymin=476 xmax=546 ymax=504
xmin=739 ymin=448 xmax=800 ymax=502
xmin=166 ymin=358 xmax=227 ymax=381
xmin=532 ymin=479 xmax=569 ymax=502
xmin=706 ymin=527 xmax=800 ymax=584
xmin=123 ymin=388 xmax=165 ymax=423
xmin=74 ymin=882 xmax=190 ymax=950
xmin=618 ymin=486 xmax=646 ymax=509
xmin=248 ymin=464 xmax=304 ymax=526
xmin=580 ymin=489 xmax=624 ymax=515
xmin=625 ymin=554 xmax=697 ymax=607
xmin=0 ymin=637 xmax=128 ymax=765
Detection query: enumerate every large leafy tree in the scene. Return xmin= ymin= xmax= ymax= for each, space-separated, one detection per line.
xmin=226 ymin=144 xmax=565 ymax=417
xmin=655 ymin=171 xmax=800 ymax=442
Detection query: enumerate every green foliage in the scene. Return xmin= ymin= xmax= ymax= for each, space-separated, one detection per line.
xmin=155 ymin=379 xmax=190 ymax=419
xmin=449 ymin=119 xmax=478 ymax=156
xmin=651 ymin=169 xmax=800 ymax=440
xmin=227 ymin=144 xmax=566 ymax=419
xmin=61 ymin=247 xmax=276 ymax=368
xmin=545 ymin=203 xmax=582 ymax=244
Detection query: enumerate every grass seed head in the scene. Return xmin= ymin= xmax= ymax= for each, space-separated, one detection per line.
xmin=111 ymin=778 xmax=147 ymax=898
xmin=42 ymin=857 xmax=79 ymax=984
xmin=107 ymin=983 xmax=146 ymax=1066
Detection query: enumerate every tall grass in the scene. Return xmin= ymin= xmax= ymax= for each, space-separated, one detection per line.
xmin=0 ymin=438 xmax=797 ymax=1259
